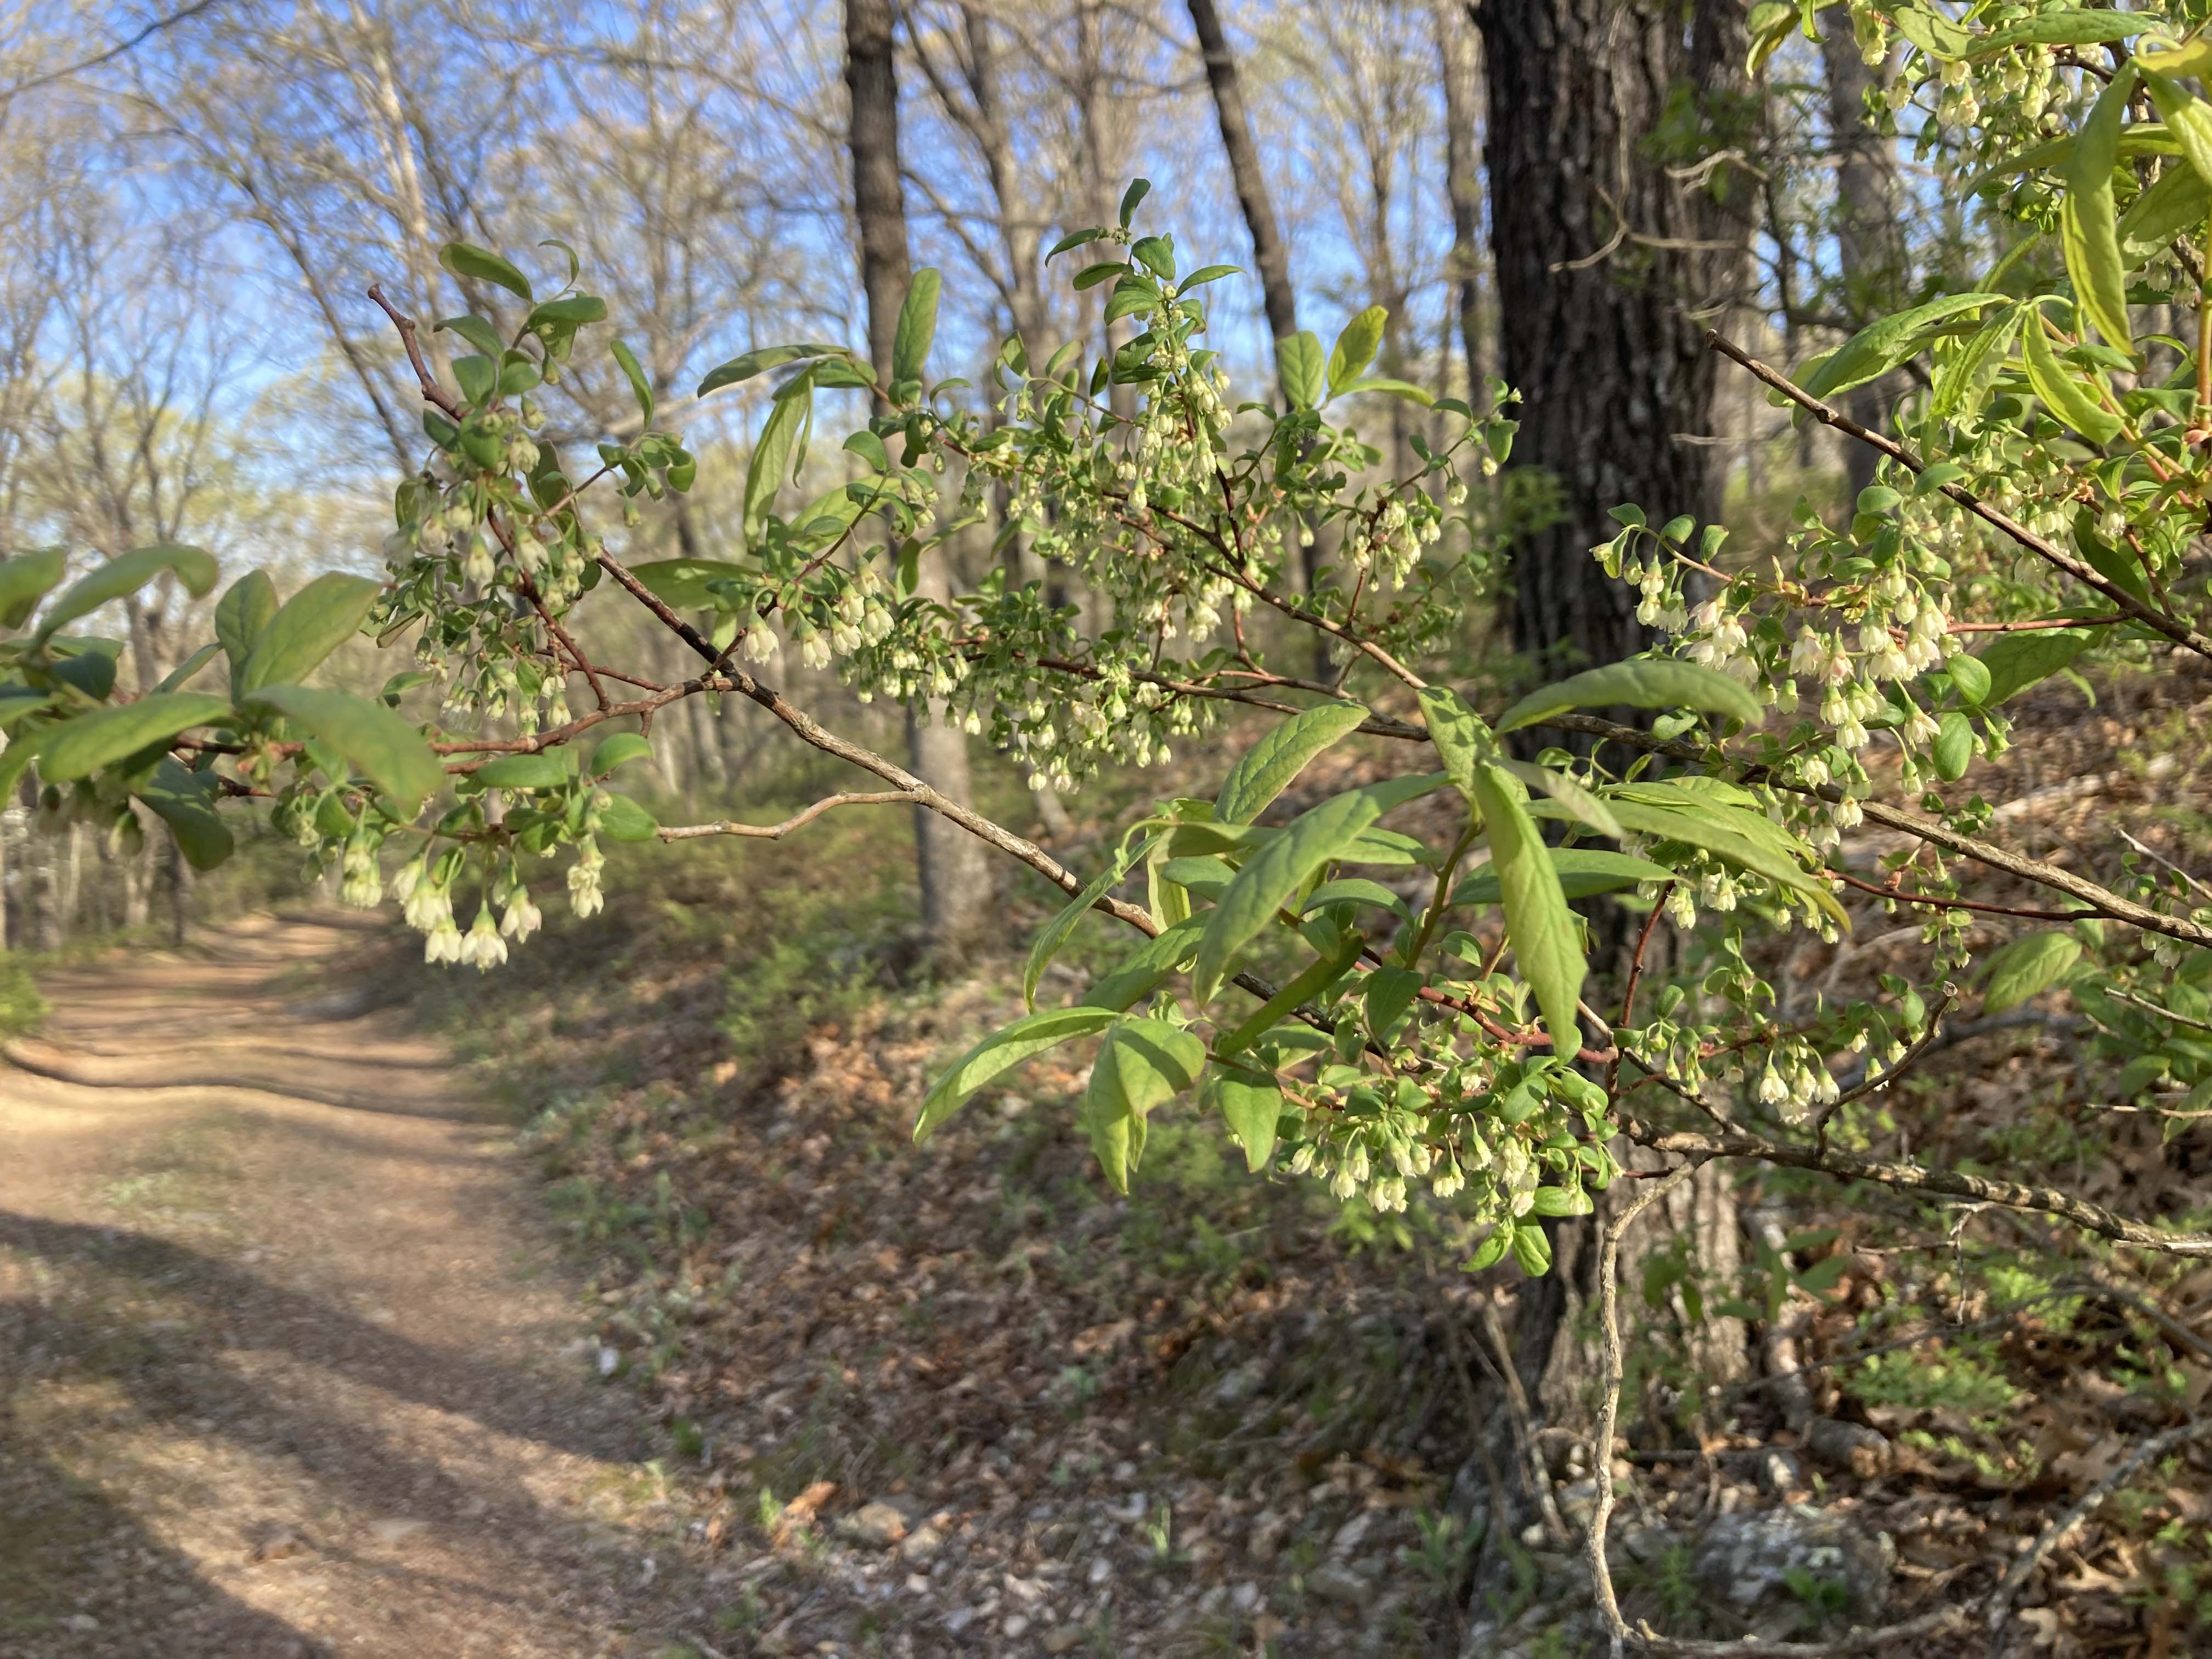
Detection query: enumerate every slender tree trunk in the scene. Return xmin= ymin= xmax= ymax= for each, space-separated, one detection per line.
xmin=845 ymin=0 xmax=995 ymax=964
xmin=1819 ymin=12 xmax=1905 ymax=503
xmin=1186 ymin=0 xmax=1297 ymax=351
xmin=1432 ymin=0 xmax=1491 ymax=398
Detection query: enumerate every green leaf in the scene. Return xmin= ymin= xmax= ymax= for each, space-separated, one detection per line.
xmin=1510 ymin=1222 xmax=1554 ymax=1277
xmin=239 ymin=572 xmax=381 ymax=693
xmin=1119 ymin=178 xmax=1150 ymax=227
xmin=215 ymin=571 xmax=279 ymax=695
xmin=524 ymin=295 xmax=607 ymax=330
xmin=241 ymin=684 xmax=444 ymax=810
xmin=2138 ymin=36 xmax=2212 ymax=80
xmin=435 ymin=314 xmax=505 ymax=359
xmin=1948 ymin=651 xmax=1993 ymax=707
xmin=1496 ymin=658 xmax=1762 ymax=735
xmin=1181 ymin=263 xmax=1240 ymax=287
xmin=1214 ymin=929 xmax=1365 ymax=1057
xmin=1465 ymin=1227 xmax=1513 ymax=1272
xmin=37 ymin=692 xmax=232 ymax=782
xmin=1415 ymin=685 xmax=1492 ymax=795
xmin=2021 ymin=303 xmax=2122 ymax=444
xmin=1470 ymin=763 xmax=1584 ymax=1055
xmin=440 ymin=241 xmax=533 ymax=301
xmin=1276 ymin=330 xmax=1324 ymax=410
xmin=1363 ymin=966 xmax=1424 ymax=1032
xmin=1452 ymin=848 xmax=1672 ymax=905
xmin=696 ymin=343 xmax=847 ymax=397
xmin=744 ymin=373 xmax=810 ymax=543
xmin=2117 ymin=161 xmax=2211 ymax=266
xmin=1982 ymin=929 xmax=2083 ymax=1013
xmin=2061 ymin=64 xmax=2136 ymax=354
xmin=1301 ymin=878 xmax=1412 ymax=924
xmin=2143 ymin=75 xmax=2212 ymax=195
xmin=610 ymin=338 xmax=654 ymax=426
xmin=892 ymin=268 xmax=941 ymax=385
xmin=1600 ymin=798 xmax=1847 ymax=927
xmin=0 ymin=547 xmax=65 ymax=629
xmin=35 ymin=545 xmax=219 ymax=646
xmin=630 ymin=558 xmax=749 ymax=610
xmin=1932 ymin=710 xmax=1973 ymax=781
xmin=1976 ymin=627 xmax=2098 ymax=704
xmin=475 ymin=751 xmax=574 ymax=789
xmin=597 ymin=792 xmax=657 ymax=842
xmin=1081 ymin=915 xmax=1207 ymax=1012
xmin=152 ymin=642 xmax=223 ymax=693
xmin=1025 ymin=834 xmax=1159 ymax=1010
xmin=1071 ymin=259 xmax=1127 ymax=291
xmin=136 ymin=757 xmax=232 ymax=870
xmin=915 ymin=1006 xmax=1121 ymax=1141
xmin=590 ymin=732 xmax=653 ymax=774
xmin=1929 ymin=303 xmax=2023 ymax=424
xmin=1497 ymin=759 xmax=1625 ymax=840
xmin=1889 ymin=4 xmax=1972 ymax=58
xmin=1192 ymin=788 xmax=1386 ymax=1006
xmin=1047 ymin=227 xmax=1107 ymax=258
xmin=1966 ymin=12 xmax=2155 ymax=56
xmin=1799 ymin=295 xmax=2004 ymax=400
xmin=1529 ymin=1184 xmax=1593 ymax=1218
xmin=1326 ymin=306 xmax=1388 ymax=397
xmin=1082 ymin=1017 xmax=1205 ymax=1193
xmin=1209 ymin=1064 xmax=1283 ymax=1173
xmin=2074 ymin=510 xmax=2151 ymax=605
xmin=1214 ymin=702 xmax=1370 ymax=824
xmin=1332 ymin=375 xmax=1434 ymax=406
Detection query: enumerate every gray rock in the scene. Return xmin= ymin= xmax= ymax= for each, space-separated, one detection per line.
xmin=899 ymin=1523 xmax=945 ymax=1563
xmin=1692 ymin=1506 xmax=1894 ymax=1637
xmin=836 ymin=1501 xmax=910 ymax=1549
xmin=1308 ymin=1561 xmax=1376 ymax=1608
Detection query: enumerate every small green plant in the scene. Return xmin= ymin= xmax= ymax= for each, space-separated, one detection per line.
xmin=0 ymin=955 xmax=46 ymax=1039
xmin=1398 ymin=1508 xmax=1478 ymax=1600
xmin=1143 ymin=1502 xmax=1176 ymax=1563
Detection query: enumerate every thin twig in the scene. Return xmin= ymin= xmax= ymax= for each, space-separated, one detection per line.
xmin=658 ymin=792 xmax=924 ymax=842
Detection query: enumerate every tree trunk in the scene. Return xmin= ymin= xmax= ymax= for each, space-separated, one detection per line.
xmin=1477 ymin=0 xmax=1752 ymax=684
xmin=844 ymin=0 xmax=995 ymax=966
xmin=1462 ymin=0 xmax=1752 ymax=1613
xmin=1432 ymin=0 xmax=1490 ymax=399
xmin=1186 ymin=0 xmax=1297 ymax=352
xmin=1819 ymin=10 xmax=1905 ymax=504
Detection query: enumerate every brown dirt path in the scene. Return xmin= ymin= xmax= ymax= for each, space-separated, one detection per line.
xmin=0 ymin=913 xmax=694 ymax=1659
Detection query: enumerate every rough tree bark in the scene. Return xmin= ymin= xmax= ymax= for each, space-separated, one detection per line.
xmin=844 ymin=0 xmax=995 ymax=963
xmin=1819 ymin=10 xmax=1905 ymax=504
xmin=1432 ymin=0 xmax=1491 ymax=398
xmin=1462 ymin=0 xmax=1754 ymax=1610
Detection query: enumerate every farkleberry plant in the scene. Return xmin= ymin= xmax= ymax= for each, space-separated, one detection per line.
xmin=10 ymin=15 xmax=2212 ymax=1282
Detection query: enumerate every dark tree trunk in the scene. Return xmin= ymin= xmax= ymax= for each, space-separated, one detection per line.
xmin=1460 ymin=0 xmax=1753 ymax=1614
xmin=844 ymin=0 xmax=995 ymax=964
xmin=1477 ymin=0 xmax=1752 ymax=684
xmin=1819 ymin=11 xmax=1905 ymax=504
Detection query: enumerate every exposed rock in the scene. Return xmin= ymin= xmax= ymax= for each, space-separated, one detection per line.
xmin=836 ymin=1501 xmax=910 ymax=1549
xmin=1692 ymin=1505 xmax=1894 ymax=1638
xmin=1307 ymin=1561 xmax=1377 ymax=1608
xmin=898 ymin=1522 xmax=944 ymax=1562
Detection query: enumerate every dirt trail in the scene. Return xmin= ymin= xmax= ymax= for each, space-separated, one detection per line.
xmin=0 ymin=914 xmax=689 ymax=1659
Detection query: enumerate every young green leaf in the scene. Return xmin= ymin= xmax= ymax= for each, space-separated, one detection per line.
xmin=1214 ymin=930 xmax=1365 ymax=1057
xmin=1510 ymin=1221 xmax=1554 ymax=1277
xmin=590 ymin=733 xmax=653 ymax=774
xmin=2021 ymin=303 xmax=2123 ymax=444
xmin=915 ymin=1006 xmax=1121 ymax=1141
xmin=1496 ymin=658 xmax=1762 ymax=735
xmin=743 ymin=371 xmax=811 ymax=543
xmin=1933 ymin=712 xmax=1973 ymax=781
xmin=1276 ymin=330 xmax=1324 ymax=410
xmin=1208 ymin=1064 xmax=1284 ymax=1172
xmin=610 ymin=338 xmax=654 ymax=426
xmin=241 ymin=684 xmax=444 ymax=811
xmin=2061 ymin=64 xmax=2136 ymax=354
xmin=1119 ymin=178 xmax=1151 ymax=227
xmin=1469 ymin=763 xmax=1584 ymax=1055
xmin=1214 ymin=701 xmax=1370 ymax=825
xmin=1798 ymin=294 xmax=2004 ymax=400
xmin=37 ymin=692 xmax=233 ymax=782
xmin=1415 ymin=685 xmax=1491 ymax=795
xmin=1082 ymin=1016 xmax=1206 ymax=1192
xmin=1190 ymin=788 xmax=1386 ymax=1006
xmin=1326 ymin=306 xmax=1388 ymax=398
xmin=1363 ymin=966 xmax=1424 ymax=1033
xmin=1929 ymin=303 xmax=2023 ymax=424
xmin=439 ymin=241 xmax=533 ymax=301
xmin=596 ymin=793 xmax=658 ymax=843
xmin=1982 ymin=929 xmax=2084 ymax=1013
xmin=0 ymin=546 xmax=65 ymax=629
xmin=152 ymin=642 xmax=223 ymax=694
xmin=136 ymin=757 xmax=232 ymax=870
xmin=476 ymin=752 xmax=574 ymax=790
xmin=239 ymin=572 xmax=382 ymax=693
xmin=1496 ymin=759 xmax=1625 ymax=840
xmin=696 ymin=343 xmax=844 ymax=397
xmin=35 ymin=545 xmax=219 ymax=646
xmin=1965 ymin=12 xmax=2155 ymax=56
xmin=629 ymin=558 xmax=750 ymax=610
xmin=436 ymin=314 xmax=505 ymax=359
xmin=891 ymin=268 xmax=941 ymax=385
xmin=1025 ymin=833 xmax=1160 ymax=1009
xmin=1451 ymin=848 xmax=1673 ymax=905
xmin=1975 ymin=627 xmax=2098 ymax=705
xmin=1600 ymin=797 xmax=1847 ymax=926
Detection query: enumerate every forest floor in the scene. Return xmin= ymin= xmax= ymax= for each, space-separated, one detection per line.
xmin=0 ymin=913 xmax=715 ymax=1658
